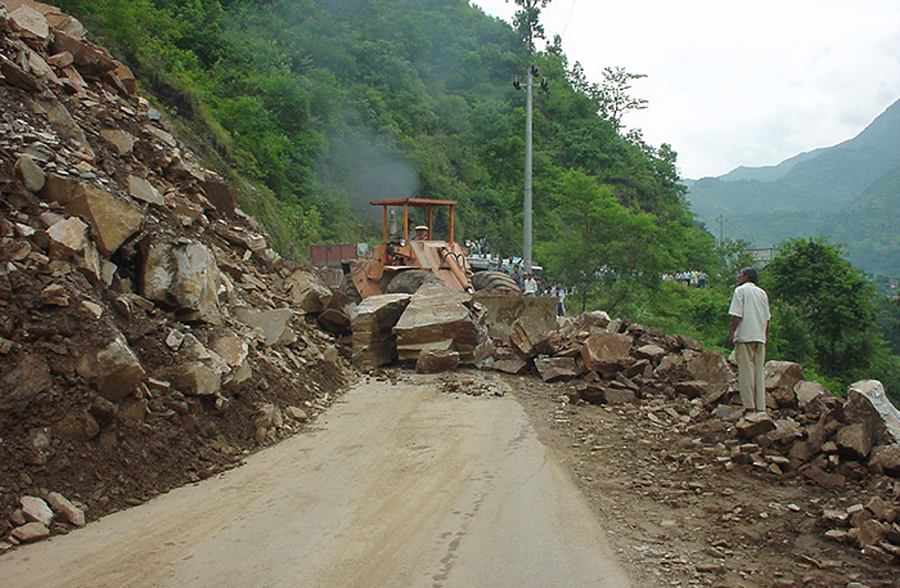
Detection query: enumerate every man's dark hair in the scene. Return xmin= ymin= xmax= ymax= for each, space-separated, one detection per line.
xmin=740 ymin=267 xmax=759 ymax=284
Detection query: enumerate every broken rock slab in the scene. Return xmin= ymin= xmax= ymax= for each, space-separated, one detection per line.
xmin=127 ymin=175 xmax=164 ymax=206
xmin=795 ymin=380 xmax=829 ymax=408
xmin=11 ymin=521 xmax=50 ymax=543
xmin=735 ymin=412 xmax=776 ymax=439
xmin=351 ymin=293 xmax=411 ymax=367
xmin=75 ymin=332 xmax=145 ymax=401
xmin=685 ymin=349 xmax=732 ymax=386
xmin=63 ymin=184 xmax=144 ymax=257
xmin=416 ymin=349 xmax=460 ymax=374
xmin=20 ymin=495 xmax=53 ymax=526
xmin=868 ymin=445 xmax=900 ymax=477
xmin=142 ymin=239 xmax=222 ymax=324
xmin=844 ymin=380 xmax=900 ymax=446
xmin=534 ymin=356 xmax=580 ymax=382
xmin=509 ymin=316 xmax=552 ymax=359
xmin=393 ymin=284 xmax=486 ymax=364
xmin=8 ymin=3 xmax=49 ymax=46
xmin=234 ymin=306 xmax=295 ymax=347
xmin=284 ymin=270 xmax=333 ymax=314
xmin=580 ymin=331 xmax=632 ymax=377
xmin=317 ymin=308 xmax=351 ymax=335
xmin=492 ymin=358 xmax=529 ymax=375
xmin=46 ymin=492 xmax=85 ymax=527
xmin=836 ymin=423 xmax=874 ymax=461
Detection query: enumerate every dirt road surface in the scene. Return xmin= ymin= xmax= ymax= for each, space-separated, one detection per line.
xmin=0 ymin=373 xmax=632 ymax=588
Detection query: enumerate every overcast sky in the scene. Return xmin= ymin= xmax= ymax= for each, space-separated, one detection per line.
xmin=471 ymin=0 xmax=900 ymax=179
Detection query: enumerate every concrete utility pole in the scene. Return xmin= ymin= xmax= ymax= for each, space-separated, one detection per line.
xmin=523 ymin=65 xmax=534 ymax=274
xmin=515 ymin=64 xmax=545 ymax=273
xmin=715 ymin=214 xmax=727 ymax=246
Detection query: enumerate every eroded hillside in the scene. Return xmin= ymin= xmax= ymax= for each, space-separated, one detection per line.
xmin=0 ymin=0 xmax=353 ymax=547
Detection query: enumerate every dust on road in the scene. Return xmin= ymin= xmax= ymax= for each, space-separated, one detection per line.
xmin=0 ymin=372 xmax=631 ymax=588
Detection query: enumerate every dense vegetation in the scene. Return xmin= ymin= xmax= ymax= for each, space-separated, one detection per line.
xmin=52 ymin=0 xmax=900 ymax=401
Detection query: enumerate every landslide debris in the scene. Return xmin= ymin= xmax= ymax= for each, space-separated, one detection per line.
xmin=0 ymin=0 xmax=353 ymax=553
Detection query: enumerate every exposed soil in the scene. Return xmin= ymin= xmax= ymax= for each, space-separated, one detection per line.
xmin=511 ymin=374 xmax=900 ymax=588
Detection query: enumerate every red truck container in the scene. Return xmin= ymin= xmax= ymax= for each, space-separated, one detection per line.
xmin=308 ymin=243 xmax=366 ymax=268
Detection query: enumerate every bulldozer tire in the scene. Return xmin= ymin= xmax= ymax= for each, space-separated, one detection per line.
xmin=340 ymin=274 xmax=362 ymax=304
xmin=471 ymin=270 xmax=520 ymax=292
xmin=385 ymin=269 xmax=443 ymax=294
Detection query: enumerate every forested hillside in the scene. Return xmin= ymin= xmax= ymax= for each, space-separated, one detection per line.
xmin=52 ymin=0 xmax=713 ymax=294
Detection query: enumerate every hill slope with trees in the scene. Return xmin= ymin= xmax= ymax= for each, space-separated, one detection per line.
xmin=52 ymin=0 xmax=712 ymax=294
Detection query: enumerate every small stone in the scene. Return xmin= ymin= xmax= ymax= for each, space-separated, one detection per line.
xmin=11 ymin=522 xmax=50 ymax=543
xmin=40 ymin=283 xmax=69 ymax=306
xmin=20 ymin=495 xmax=53 ymax=526
xmin=15 ymin=155 xmax=46 ymax=193
xmin=284 ymin=406 xmax=309 ymax=423
xmin=735 ymin=412 xmax=776 ymax=438
xmin=46 ymin=492 xmax=86 ymax=527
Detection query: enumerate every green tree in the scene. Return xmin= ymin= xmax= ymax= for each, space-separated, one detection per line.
xmin=537 ymin=170 xmax=670 ymax=314
xmin=510 ymin=0 xmax=551 ymax=53
xmin=598 ymin=66 xmax=648 ymax=130
xmin=766 ymin=237 xmax=880 ymax=384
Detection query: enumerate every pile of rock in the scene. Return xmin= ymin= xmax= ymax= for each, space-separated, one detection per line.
xmin=350 ymin=283 xmax=490 ymax=370
xmin=0 ymin=0 xmax=352 ymax=550
xmin=2 ymin=493 xmax=84 ymax=552
xmin=502 ymin=310 xmax=900 ymax=562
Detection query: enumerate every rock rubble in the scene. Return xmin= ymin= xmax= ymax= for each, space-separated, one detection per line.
xmin=500 ymin=310 xmax=900 ymax=565
xmin=0 ymin=0 xmax=352 ymax=552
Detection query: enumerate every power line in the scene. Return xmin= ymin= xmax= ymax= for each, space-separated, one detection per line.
xmin=560 ymin=0 xmax=577 ymax=39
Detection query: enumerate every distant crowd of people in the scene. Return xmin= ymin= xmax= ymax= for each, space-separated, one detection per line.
xmin=663 ymin=270 xmax=707 ymax=288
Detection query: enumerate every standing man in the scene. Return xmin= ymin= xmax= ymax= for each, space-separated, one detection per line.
xmin=728 ymin=267 xmax=771 ymax=413
xmin=523 ymin=273 xmax=537 ymax=296
xmin=555 ymin=282 xmax=566 ymax=317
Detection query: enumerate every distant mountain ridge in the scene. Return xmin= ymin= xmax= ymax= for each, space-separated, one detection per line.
xmin=685 ymin=98 xmax=900 ymax=277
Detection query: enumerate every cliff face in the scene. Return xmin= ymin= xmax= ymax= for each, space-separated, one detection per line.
xmin=0 ymin=0 xmax=352 ymax=546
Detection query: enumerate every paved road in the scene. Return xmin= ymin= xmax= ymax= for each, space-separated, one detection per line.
xmin=0 ymin=375 xmax=631 ymax=588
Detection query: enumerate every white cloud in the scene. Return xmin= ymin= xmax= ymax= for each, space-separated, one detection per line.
xmin=471 ymin=0 xmax=900 ymax=178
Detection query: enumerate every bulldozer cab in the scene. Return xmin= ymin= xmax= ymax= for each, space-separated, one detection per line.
xmin=376 ymin=198 xmax=456 ymax=243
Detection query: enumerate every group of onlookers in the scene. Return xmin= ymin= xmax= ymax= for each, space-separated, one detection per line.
xmin=663 ymin=270 xmax=707 ymax=288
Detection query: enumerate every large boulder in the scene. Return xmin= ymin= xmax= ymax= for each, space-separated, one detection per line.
xmin=765 ymin=361 xmax=804 ymax=392
xmin=75 ymin=332 xmax=145 ymax=401
xmin=509 ymin=316 xmax=552 ymax=359
xmin=844 ymin=380 xmax=900 ymax=446
xmin=62 ymin=184 xmax=144 ymax=256
xmin=473 ymin=292 xmax=556 ymax=340
xmin=285 ymin=270 xmax=333 ymax=314
xmin=233 ymin=307 xmax=295 ymax=347
xmin=836 ymin=423 xmax=874 ymax=461
xmin=141 ymin=239 xmax=222 ymax=324
xmin=351 ymin=293 xmax=411 ymax=367
xmin=393 ymin=284 xmax=487 ymax=364
xmin=580 ymin=331 xmax=632 ymax=377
